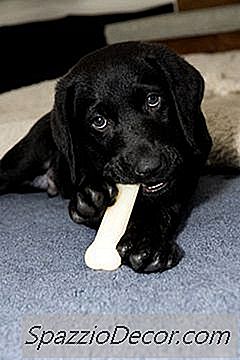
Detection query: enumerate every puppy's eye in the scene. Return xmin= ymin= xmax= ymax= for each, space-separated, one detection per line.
xmin=92 ymin=116 xmax=108 ymax=131
xmin=146 ymin=93 xmax=161 ymax=110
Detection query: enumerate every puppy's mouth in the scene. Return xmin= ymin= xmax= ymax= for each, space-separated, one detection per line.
xmin=142 ymin=181 xmax=168 ymax=193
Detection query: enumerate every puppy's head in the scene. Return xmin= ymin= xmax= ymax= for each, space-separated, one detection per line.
xmin=51 ymin=42 xmax=212 ymax=195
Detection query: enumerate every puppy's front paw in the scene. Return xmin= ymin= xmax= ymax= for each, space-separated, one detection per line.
xmin=0 ymin=179 xmax=7 ymax=195
xmin=0 ymin=168 xmax=10 ymax=195
xmin=117 ymin=234 xmax=183 ymax=273
xmin=69 ymin=179 xmax=118 ymax=228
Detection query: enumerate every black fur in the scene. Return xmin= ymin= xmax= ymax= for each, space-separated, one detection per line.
xmin=0 ymin=42 xmax=212 ymax=273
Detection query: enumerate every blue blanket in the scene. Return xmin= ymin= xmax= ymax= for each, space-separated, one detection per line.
xmin=0 ymin=174 xmax=239 ymax=359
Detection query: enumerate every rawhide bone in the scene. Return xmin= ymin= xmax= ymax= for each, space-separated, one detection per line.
xmin=85 ymin=184 xmax=140 ymax=271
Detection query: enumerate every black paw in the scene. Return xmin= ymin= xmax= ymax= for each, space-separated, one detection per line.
xmin=0 ymin=180 xmax=7 ymax=195
xmin=69 ymin=179 xmax=118 ymax=228
xmin=0 ymin=168 xmax=10 ymax=195
xmin=117 ymin=234 xmax=183 ymax=273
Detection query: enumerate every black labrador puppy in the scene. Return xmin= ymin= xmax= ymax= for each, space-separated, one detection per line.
xmin=0 ymin=42 xmax=212 ymax=273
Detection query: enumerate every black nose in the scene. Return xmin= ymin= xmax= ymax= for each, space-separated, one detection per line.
xmin=135 ymin=157 xmax=160 ymax=178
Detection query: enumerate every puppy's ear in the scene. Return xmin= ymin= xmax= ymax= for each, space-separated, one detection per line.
xmin=51 ymin=80 xmax=77 ymax=183
xmin=146 ymin=45 xmax=212 ymax=159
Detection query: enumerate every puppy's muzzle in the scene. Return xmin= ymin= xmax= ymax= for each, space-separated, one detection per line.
xmin=134 ymin=156 xmax=161 ymax=178
xmin=104 ymin=145 xmax=181 ymax=193
xmin=104 ymin=153 xmax=164 ymax=184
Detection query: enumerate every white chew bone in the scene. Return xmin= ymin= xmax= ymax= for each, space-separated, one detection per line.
xmin=85 ymin=184 xmax=140 ymax=271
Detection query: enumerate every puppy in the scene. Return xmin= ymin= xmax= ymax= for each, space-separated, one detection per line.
xmin=0 ymin=42 xmax=212 ymax=273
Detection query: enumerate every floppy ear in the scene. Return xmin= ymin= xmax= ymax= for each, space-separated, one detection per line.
xmin=146 ymin=44 xmax=212 ymax=159
xmin=51 ymin=79 xmax=78 ymax=184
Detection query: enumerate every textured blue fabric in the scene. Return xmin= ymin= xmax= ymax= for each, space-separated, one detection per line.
xmin=0 ymin=175 xmax=239 ymax=360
